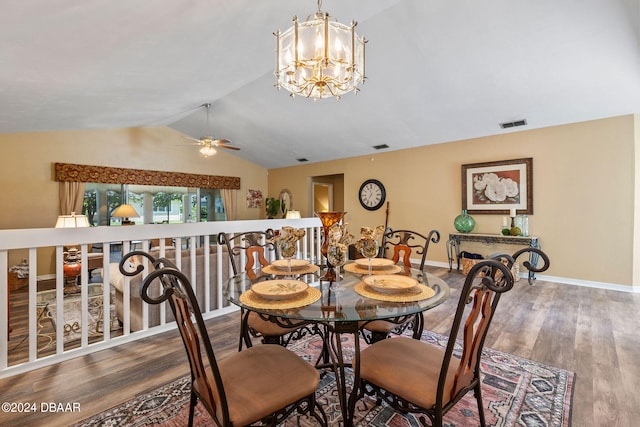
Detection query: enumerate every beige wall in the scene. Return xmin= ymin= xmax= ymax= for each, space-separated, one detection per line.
xmin=1 ymin=116 xmax=637 ymax=286
xmin=0 ymin=126 xmax=268 ymax=271
xmin=268 ymin=115 xmax=638 ymax=287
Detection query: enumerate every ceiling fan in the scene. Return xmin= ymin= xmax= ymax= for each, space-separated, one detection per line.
xmin=183 ymin=103 xmax=239 ymax=157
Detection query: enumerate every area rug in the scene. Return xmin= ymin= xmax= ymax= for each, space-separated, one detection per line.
xmin=73 ymin=331 xmax=574 ymax=426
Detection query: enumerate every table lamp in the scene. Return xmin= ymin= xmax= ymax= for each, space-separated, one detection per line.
xmin=285 ymin=210 xmax=301 ymax=219
xmin=55 ymin=212 xmax=90 ymax=228
xmin=55 ymin=212 xmax=90 ymax=293
xmin=112 ymin=204 xmax=140 ymax=225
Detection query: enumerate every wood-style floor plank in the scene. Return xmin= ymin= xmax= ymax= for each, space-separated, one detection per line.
xmin=2 ymin=267 xmax=640 ymax=426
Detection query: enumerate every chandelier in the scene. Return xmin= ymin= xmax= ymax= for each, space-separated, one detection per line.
xmin=274 ymin=0 xmax=367 ymax=100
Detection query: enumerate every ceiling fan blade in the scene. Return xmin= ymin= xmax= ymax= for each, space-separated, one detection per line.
xmin=183 ymin=136 xmax=203 ymax=144
xmin=211 ymin=138 xmax=240 ymax=150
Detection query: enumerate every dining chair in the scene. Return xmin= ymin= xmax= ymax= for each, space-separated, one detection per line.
xmin=353 ymin=247 xmax=550 ymax=427
xmin=217 ymin=230 xmax=313 ymax=351
xmin=360 ymin=228 xmax=441 ymax=344
xmin=128 ymin=251 xmax=328 ymax=427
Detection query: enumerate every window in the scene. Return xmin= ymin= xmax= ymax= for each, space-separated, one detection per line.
xmin=83 ymin=184 xmax=224 ymax=225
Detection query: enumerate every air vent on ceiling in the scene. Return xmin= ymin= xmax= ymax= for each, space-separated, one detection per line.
xmin=296 ymin=158 xmax=309 ymax=162
xmin=499 ymin=119 xmax=528 ymax=129
xmin=372 ymin=144 xmax=389 ymax=150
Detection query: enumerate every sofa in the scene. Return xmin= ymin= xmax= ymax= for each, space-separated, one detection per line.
xmin=109 ymin=245 xmax=230 ymax=331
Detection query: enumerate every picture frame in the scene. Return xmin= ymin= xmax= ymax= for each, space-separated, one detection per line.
xmin=246 ymin=189 xmax=262 ymax=208
xmin=462 ymin=157 xmax=533 ymax=215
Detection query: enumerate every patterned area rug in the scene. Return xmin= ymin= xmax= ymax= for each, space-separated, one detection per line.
xmin=73 ymin=331 xmax=574 ymax=426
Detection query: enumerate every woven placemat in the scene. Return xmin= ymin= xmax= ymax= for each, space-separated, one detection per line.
xmin=239 ymin=287 xmax=322 ymax=309
xmin=354 ymin=281 xmax=435 ymax=302
xmin=344 ymin=263 xmax=402 ymax=275
xmin=262 ymin=264 xmax=320 ymax=276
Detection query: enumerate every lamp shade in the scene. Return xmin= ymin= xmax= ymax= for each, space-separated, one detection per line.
xmin=285 ymin=210 xmax=301 ymax=219
xmin=55 ymin=212 xmax=90 ymax=228
xmin=112 ymin=204 xmax=140 ymax=219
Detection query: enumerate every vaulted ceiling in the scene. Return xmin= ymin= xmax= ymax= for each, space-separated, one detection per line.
xmin=2 ymin=0 xmax=639 ymax=169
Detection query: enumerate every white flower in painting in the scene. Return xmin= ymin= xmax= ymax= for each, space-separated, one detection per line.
xmin=485 ymin=180 xmax=508 ymax=201
xmin=474 ymin=173 xmax=500 ymax=191
xmin=474 ymin=176 xmax=487 ymax=191
xmin=484 ymin=173 xmax=500 ymax=185
xmin=502 ymin=178 xmax=519 ymax=198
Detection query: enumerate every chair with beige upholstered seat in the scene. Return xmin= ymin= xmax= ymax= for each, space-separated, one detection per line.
xmin=124 ymin=250 xmax=327 ymax=427
xmin=360 ymin=228 xmax=441 ymax=344
xmin=218 ymin=230 xmax=313 ymax=351
xmin=353 ymin=248 xmax=549 ymax=427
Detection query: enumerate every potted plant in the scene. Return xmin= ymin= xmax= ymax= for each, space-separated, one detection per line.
xmin=265 ymin=197 xmax=281 ymax=219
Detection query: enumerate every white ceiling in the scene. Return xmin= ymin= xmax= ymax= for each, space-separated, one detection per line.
xmin=1 ymin=0 xmax=639 ymax=169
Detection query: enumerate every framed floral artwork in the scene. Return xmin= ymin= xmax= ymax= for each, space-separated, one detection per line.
xmin=462 ymin=158 xmax=533 ymax=214
xmin=246 ymin=189 xmax=262 ymax=208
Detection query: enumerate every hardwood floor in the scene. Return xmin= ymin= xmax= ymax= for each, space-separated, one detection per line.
xmin=2 ymin=267 xmax=639 ymax=426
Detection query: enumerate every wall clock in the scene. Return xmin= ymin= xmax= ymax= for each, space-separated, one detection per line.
xmin=359 ymin=179 xmax=386 ymax=211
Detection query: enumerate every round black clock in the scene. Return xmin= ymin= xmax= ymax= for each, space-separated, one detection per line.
xmin=359 ymin=179 xmax=386 ymax=211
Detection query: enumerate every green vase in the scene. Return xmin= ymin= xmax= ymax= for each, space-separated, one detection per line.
xmin=454 ymin=210 xmax=475 ymax=233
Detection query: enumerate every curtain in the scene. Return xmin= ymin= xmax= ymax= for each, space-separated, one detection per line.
xmin=59 ymin=181 xmax=86 ymax=215
xmin=221 ymin=189 xmax=237 ymax=221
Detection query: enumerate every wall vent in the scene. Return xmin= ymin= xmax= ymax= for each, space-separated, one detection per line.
xmin=296 ymin=158 xmax=308 ymax=162
xmin=499 ymin=119 xmax=527 ymax=129
xmin=372 ymin=144 xmax=389 ymax=150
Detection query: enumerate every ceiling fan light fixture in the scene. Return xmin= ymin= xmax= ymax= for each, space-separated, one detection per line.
xmin=199 ymin=144 xmax=217 ymax=158
xmin=274 ymin=0 xmax=367 ymax=100
xmin=183 ymin=104 xmax=239 ymax=157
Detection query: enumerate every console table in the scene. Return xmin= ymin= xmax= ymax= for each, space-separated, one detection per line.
xmin=446 ymin=232 xmax=540 ymax=284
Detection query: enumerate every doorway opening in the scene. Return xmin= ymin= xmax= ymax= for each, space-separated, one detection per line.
xmin=310 ymin=174 xmax=344 ymax=213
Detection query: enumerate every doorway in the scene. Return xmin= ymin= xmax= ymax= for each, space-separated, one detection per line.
xmin=312 ymin=183 xmax=333 ymax=212
xmin=310 ymin=174 xmax=344 ymax=213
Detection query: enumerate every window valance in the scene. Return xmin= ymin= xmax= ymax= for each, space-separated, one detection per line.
xmin=54 ymin=163 xmax=240 ymax=190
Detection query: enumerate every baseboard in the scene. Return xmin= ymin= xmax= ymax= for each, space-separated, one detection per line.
xmin=425 ymin=260 xmax=640 ymax=294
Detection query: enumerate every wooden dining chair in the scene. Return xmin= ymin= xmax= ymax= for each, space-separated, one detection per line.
xmin=217 ymin=230 xmax=313 ymax=351
xmin=360 ymin=228 xmax=441 ymax=344
xmin=381 ymin=228 xmax=441 ymax=272
xmin=125 ymin=251 xmax=327 ymax=427
xmin=353 ymin=248 xmax=550 ymax=427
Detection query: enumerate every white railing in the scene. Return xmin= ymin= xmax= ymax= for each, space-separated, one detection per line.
xmin=0 ymin=218 xmax=322 ymax=378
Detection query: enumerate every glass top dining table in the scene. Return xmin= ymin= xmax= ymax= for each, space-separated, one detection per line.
xmin=224 ymin=261 xmax=450 ymax=426
xmin=224 ymin=262 xmax=450 ymax=324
